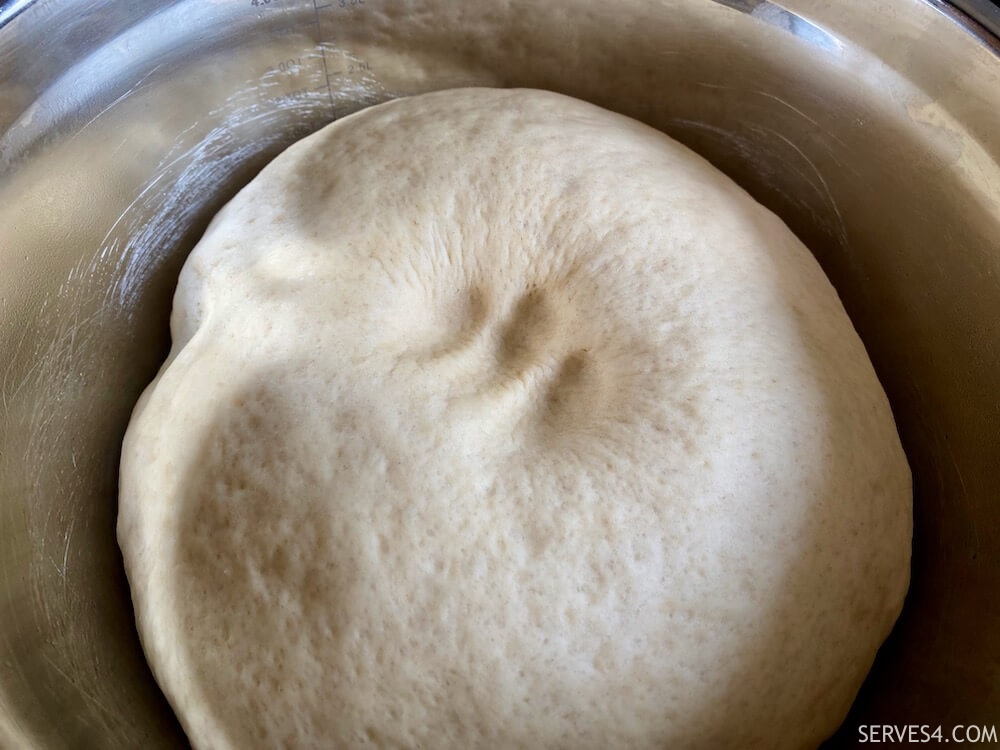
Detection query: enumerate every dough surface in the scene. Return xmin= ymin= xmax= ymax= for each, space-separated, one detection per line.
xmin=118 ymin=88 xmax=911 ymax=750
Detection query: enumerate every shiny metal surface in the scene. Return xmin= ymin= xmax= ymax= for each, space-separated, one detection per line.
xmin=1 ymin=1 xmax=999 ymax=747
xmin=948 ymin=0 xmax=1000 ymax=38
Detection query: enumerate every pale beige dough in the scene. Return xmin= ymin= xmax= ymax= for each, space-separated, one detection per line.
xmin=118 ymin=88 xmax=911 ymax=750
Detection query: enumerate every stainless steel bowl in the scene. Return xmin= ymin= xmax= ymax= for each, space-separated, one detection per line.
xmin=2 ymin=1 xmax=999 ymax=747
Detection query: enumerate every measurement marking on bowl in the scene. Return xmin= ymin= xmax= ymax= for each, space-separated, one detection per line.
xmin=265 ymin=57 xmax=306 ymax=76
xmin=316 ymin=0 xmax=367 ymax=8
xmin=309 ymin=0 xmax=376 ymax=114
xmin=312 ymin=0 xmax=336 ymax=112
xmin=327 ymin=59 xmax=373 ymax=78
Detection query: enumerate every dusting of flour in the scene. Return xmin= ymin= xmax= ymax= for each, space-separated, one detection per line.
xmin=118 ymin=88 xmax=911 ymax=750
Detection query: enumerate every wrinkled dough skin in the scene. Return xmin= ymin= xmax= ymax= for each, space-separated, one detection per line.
xmin=118 ymin=88 xmax=911 ymax=750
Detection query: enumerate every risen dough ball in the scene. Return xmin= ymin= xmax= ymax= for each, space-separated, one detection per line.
xmin=118 ymin=88 xmax=911 ymax=750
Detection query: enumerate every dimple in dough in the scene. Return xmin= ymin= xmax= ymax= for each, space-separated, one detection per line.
xmin=118 ymin=88 xmax=911 ymax=750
